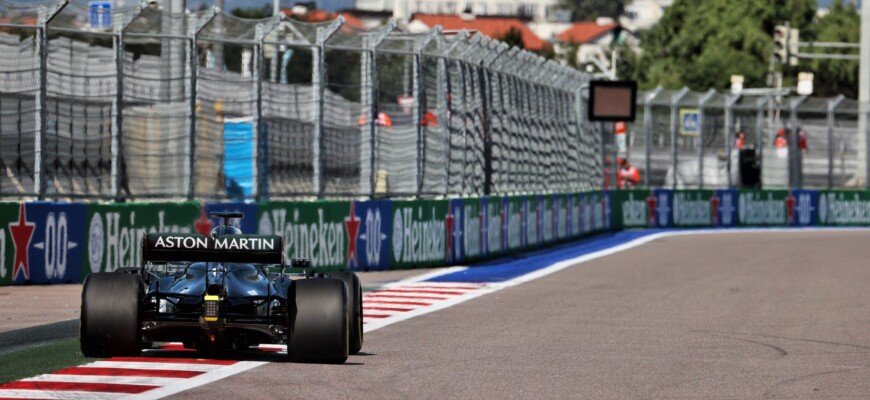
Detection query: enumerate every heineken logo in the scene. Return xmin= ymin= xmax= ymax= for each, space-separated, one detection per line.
xmin=794 ymin=192 xmax=814 ymax=226
xmin=738 ymin=192 xmax=786 ymax=225
xmin=88 ymin=210 xmax=192 ymax=273
xmin=392 ymin=206 xmax=445 ymax=264
xmin=672 ymin=192 xmax=710 ymax=226
xmin=622 ymin=192 xmax=646 ymax=227
xmin=819 ymin=192 xmax=870 ymax=225
xmin=259 ymin=208 xmax=344 ymax=267
xmin=463 ymin=203 xmax=481 ymax=258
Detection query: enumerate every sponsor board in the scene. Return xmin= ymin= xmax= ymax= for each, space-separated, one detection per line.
xmin=527 ymin=195 xmax=543 ymax=248
xmin=0 ymin=202 xmax=86 ymax=285
xmin=391 ymin=200 xmax=448 ymax=269
xmin=351 ymin=200 xmax=392 ymax=271
xmin=257 ymin=201 xmax=348 ymax=271
xmin=738 ymin=190 xmax=788 ymax=226
xmin=505 ymin=196 xmax=525 ymax=253
xmin=85 ymin=202 xmax=200 ymax=277
xmin=611 ymin=190 xmax=650 ymax=229
xmin=651 ymin=189 xmax=672 ymax=228
xmin=447 ymin=198 xmax=464 ymax=264
xmin=790 ymin=189 xmax=819 ymax=227
xmin=462 ymin=197 xmax=483 ymax=261
xmin=817 ymin=190 xmax=870 ymax=226
xmin=714 ymin=189 xmax=739 ymax=227
xmin=670 ymin=190 xmax=716 ymax=227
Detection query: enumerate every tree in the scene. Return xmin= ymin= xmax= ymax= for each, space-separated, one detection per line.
xmin=805 ymin=1 xmax=859 ymax=98
xmin=632 ymin=0 xmax=817 ymax=92
xmin=497 ymin=27 xmax=525 ymax=50
xmin=559 ymin=0 xmax=627 ymax=21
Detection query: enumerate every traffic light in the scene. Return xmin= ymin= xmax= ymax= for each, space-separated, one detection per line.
xmin=773 ymin=25 xmax=788 ymax=64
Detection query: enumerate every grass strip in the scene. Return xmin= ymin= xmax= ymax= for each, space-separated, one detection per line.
xmin=0 ymin=338 xmax=97 ymax=384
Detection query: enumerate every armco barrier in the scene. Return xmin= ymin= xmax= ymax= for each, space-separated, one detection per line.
xmin=5 ymin=188 xmax=870 ymax=286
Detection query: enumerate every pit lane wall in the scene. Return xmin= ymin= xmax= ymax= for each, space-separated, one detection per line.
xmin=0 ymin=189 xmax=865 ymax=285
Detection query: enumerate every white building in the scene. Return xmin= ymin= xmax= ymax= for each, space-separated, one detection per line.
xmin=620 ymin=0 xmax=673 ymax=32
xmin=355 ymin=0 xmax=566 ymax=23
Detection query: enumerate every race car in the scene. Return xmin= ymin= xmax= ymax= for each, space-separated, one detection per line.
xmin=79 ymin=213 xmax=363 ymax=364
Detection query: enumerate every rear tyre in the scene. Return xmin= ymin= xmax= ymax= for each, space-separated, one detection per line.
xmin=287 ymin=278 xmax=349 ymax=363
xmin=80 ymin=273 xmax=142 ymax=357
xmin=330 ymin=272 xmax=363 ymax=354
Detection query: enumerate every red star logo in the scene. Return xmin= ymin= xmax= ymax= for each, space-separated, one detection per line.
xmin=786 ymin=192 xmax=796 ymax=224
xmin=345 ymin=202 xmax=361 ymax=268
xmin=711 ymin=193 xmax=720 ymax=225
xmin=647 ymin=191 xmax=657 ymax=227
xmin=445 ymin=209 xmax=454 ymax=259
xmin=9 ymin=203 xmax=35 ymax=281
xmin=194 ymin=205 xmax=214 ymax=235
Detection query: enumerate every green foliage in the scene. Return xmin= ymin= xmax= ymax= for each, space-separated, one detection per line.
xmin=632 ymin=0 xmax=817 ymax=92
xmin=230 ymin=5 xmax=272 ymax=19
xmin=497 ymin=27 xmax=525 ymax=50
xmin=559 ymin=0 xmax=627 ymax=21
xmin=805 ymin=1 xmax=859 ymax=98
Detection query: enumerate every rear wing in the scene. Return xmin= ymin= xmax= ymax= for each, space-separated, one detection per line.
xmin=142 ymin=233 xmax=284 ymax=265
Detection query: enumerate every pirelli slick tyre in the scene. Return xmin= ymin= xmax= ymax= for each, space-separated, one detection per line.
xmin=287 ymin=278 xmax=349 ymax=364
xmin=80 ymin=273 xmax=142 ymax=357
xmin=330 ymin=271 xmax=364 ymax=354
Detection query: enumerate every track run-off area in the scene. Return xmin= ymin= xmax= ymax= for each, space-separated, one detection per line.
xmin=3 ymin=228 xmax=870 ymax=399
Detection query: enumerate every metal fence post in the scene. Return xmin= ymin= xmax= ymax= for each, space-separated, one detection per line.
xmin=111 ymin=6 xmax=141 ymax=202
xmin=34 ymin=2 xmax=67 ymax=199
xmin=413 ymin=29 xmax=440 ymax=198
xmin=669 ymin=87 xmax=689 ymax=188
xmin=481 ymin=40 xmax=506 ymax=196
xmin=186 ymin=7 xmax=217 ymax=200
xmin=724 ymin=94 xmax=741 ymax=188
xmin=788 ymin=96 xmax=807 ymax=188
xmin=643 ymin=86 xmax=662 ymax=187
xmin=312 ymin=18 xmax=342 ymax=198
xmin=827 ymin=95 xmax=845 ymax=189
xmin=755 ymin=95 xmax=769 ymax=181
xmin=697 ymin=89 xmax=716 ymax=189
xmin=253 ymin=15 xmax=284 ymax=202
xmin=363 ymin=23 xmax=394 ymax=198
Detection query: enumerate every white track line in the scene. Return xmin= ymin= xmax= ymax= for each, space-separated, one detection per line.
xmin=0 ymin=389 xmax=129 ymax=399
xmin=83 ymin=361 xmax=226 ymax=373
xmin=23 ymin=375 xmax=184 ymax=386
xmin=125 ymin=361 xmax=265 ymax=400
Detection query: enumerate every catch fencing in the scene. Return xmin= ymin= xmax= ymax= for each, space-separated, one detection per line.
xmin=0 ymin=0 xmax=600 ymax=201
xmin=625 ymin=88 xmax=866 ymax=190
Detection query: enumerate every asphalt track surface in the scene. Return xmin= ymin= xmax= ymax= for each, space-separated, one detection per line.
xmin=168 ymin=230 xmax=870 ymax=399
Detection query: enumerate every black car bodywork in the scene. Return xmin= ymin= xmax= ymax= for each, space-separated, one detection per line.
xmin=80 ymin=214 xmax=363 ymax=363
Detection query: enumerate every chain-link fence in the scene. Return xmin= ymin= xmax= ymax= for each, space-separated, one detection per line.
xmin=629 ymin=86 xmax=868 ymax=190
xmin=0 ymin=0 xmax=598 ymax=201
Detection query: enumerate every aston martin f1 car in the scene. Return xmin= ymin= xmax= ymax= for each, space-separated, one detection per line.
xmin=80 ymin=213 xmax=363 ymax=364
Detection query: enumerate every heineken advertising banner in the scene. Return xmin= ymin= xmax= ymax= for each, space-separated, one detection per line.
xmin=0 ymin=202 xmax=87 ymax=285
xmin=611 ymin=190 xmax=651 ymax=229
xmin=351 ymin=200 xmax=392 ymax=271
xmin=737 ymin=190 xmax=789 ymax=226
xmin=790 ymin=189 xmax=819 ymax=227
xmin=817 ymin=190 xmax=870 ymax=226
xmin=10 ymin=188 xmax=866 ymax=287
xmin=391 ymin=199 xmax=449 ymax=269
xmin=670 ymin=190 xmax=715 ymax=227
xmin=505 ymin=196 xmax=525 ymax=253
xmin=714 ymin=189 xmax=739 ymax=227
xmin=85 ymin=202 xmax=201 ymax=277
xmin=256 ymin=201 xmax=350 ymax=272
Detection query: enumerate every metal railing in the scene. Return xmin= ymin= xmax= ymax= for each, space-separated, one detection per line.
xmin=621 ymin=87 xmax=867 ymax=190
xmin=0 ymin=0 xmax=599 ymax=201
